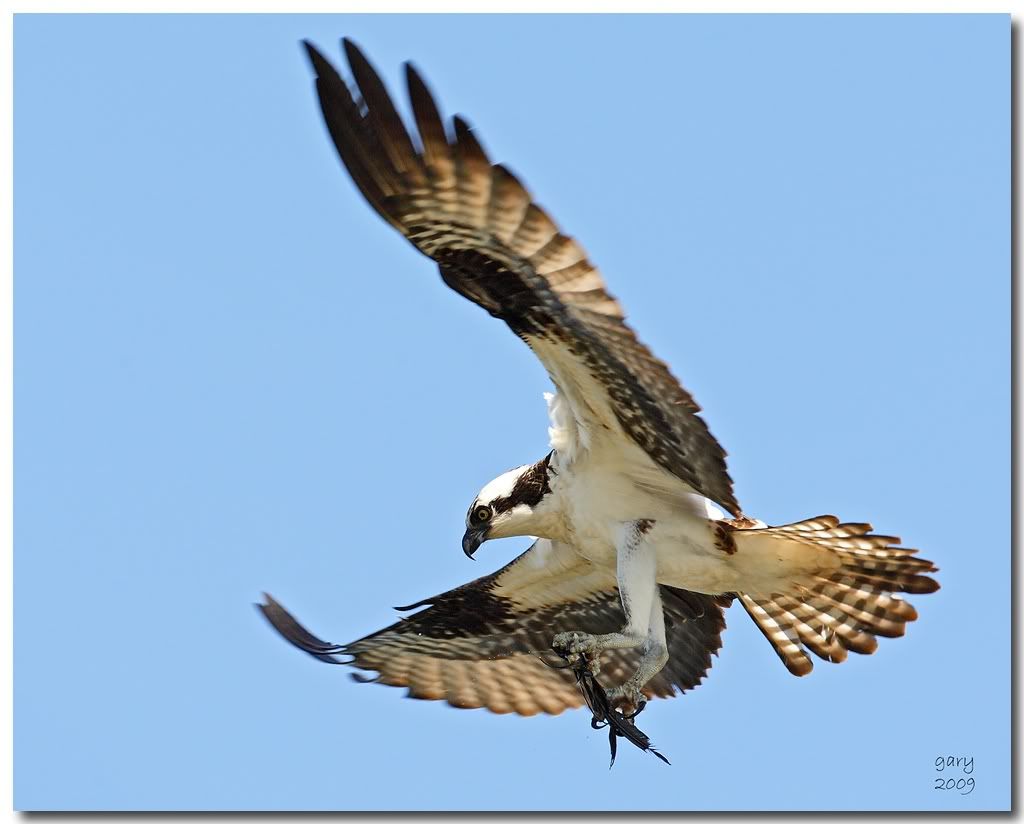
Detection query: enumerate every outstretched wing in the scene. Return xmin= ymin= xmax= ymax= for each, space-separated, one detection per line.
xmin=260 ymin=540 xmax=731 ymax=716
xmin=304 ymin=39 xmax=739 ymax=516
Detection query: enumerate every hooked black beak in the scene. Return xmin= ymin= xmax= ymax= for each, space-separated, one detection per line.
xmin=462 ymin=526 xmax=488 ymax=559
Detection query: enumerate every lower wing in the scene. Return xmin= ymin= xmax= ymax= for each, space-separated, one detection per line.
xmin=260 ymin=539 xmax=731 ymax=716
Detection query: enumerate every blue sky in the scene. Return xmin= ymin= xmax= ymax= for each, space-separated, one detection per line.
xmin=15 ymin=14 xmax=1008 ymax=811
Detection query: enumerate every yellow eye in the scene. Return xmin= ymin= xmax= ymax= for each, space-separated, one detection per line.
xmin=473 ymin=506 xmax=492 ymax=524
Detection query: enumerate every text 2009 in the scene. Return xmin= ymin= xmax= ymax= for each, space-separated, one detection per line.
xmin=934 ymin=756 xmax=974 ymax=796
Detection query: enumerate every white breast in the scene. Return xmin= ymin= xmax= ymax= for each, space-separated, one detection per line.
xmin=543 ymin=387 xmax=727 ymax=574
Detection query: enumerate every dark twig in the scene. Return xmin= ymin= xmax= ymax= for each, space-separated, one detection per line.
xmin=556 ymin=650 xmax=671 ymax=768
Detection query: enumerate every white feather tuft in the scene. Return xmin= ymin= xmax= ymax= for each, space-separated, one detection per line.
xmin=545 ymin=390 xmax=585 ymax=464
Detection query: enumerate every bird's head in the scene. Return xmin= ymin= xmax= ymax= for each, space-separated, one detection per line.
xmin=462 ymin=452 xmax=560 ymax=558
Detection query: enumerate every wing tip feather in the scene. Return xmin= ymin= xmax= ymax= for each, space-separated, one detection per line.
xmin=341 ymin=36 xmax=368 ymax=70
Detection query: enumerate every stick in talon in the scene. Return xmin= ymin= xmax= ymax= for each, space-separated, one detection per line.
xmin=557 ymin=646 xmax=670 ymax=767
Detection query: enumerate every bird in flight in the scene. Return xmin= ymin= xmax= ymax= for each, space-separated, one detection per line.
xmin=261 ymin=38 xmax=939 ymax=721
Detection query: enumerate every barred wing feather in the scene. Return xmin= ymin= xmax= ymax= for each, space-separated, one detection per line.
xmin=260 ymin=540 xmax=731 ymax=716
xmin=303 ymin=39 xmax=739 ymax=516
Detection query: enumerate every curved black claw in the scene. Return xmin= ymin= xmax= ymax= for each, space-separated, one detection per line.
xmin=624 ymin=699 xmax=648 ymax=721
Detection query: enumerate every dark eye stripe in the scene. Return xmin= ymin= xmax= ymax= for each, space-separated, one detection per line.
xmin=489 ymin=496 xmax=514 ymax=516
xmin=477 ymin=455 xmax=553 ymax=519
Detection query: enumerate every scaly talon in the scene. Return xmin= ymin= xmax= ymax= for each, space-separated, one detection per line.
xmin=607 ymin=683 xmax=645 ymax=716
xmin=552 ymin=630 xmax=598 ymax=658
xmin=551 ymin=631 xmax=604 ymax=675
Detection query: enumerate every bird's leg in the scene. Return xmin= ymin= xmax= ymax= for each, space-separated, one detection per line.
xmin=607 ymin=588 xmax=669 ymax=714
xmin=552 ymin=519 xmax=659 ymax=683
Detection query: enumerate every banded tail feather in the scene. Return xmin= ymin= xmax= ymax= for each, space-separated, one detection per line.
xmin=736 ymin=516 xmax=939 ymax=677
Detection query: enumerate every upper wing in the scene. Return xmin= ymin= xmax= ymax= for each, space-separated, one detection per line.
xmin=260 ymin=539 xmax=731 ymax=716
xmin=303 ymin=39 xmax=739 ymax=516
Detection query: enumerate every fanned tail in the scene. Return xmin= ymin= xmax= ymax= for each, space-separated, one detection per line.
xmin=736 ymin=516 xmax=939 ymax=677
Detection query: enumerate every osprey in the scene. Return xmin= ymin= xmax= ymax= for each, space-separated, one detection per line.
xmin=261 ymin=39 xmax=939 ymax=718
